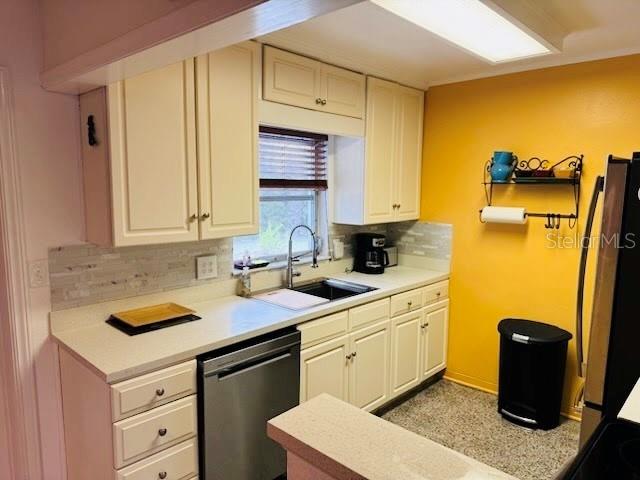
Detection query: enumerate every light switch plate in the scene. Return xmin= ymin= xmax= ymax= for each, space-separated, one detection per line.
xmin=29 ymin=259 xmax=49 ymax=288
xmin=196 ymin=255 xmax=218 ymax=280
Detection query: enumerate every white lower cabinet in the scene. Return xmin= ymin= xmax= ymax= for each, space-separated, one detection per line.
xmin=59 ymin=350 xmax=199 ymax=480
xmin=299 ymin=282 xmax=449 ymax=411
xmin=348 ymin=320 xmax=390 ymax=411
xmin=300 ymin=335 xmax=350 ymax=403
xmin=421 ymin=300 xmax=449 ymax=380
xmin=390 ymin=310 xmax=423 ymax=397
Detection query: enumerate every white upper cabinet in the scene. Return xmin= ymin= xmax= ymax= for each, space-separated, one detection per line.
xmin=334 ymin=77 xmax=424 ymax=225
xmin=320 ymin=63 xmax=366 ymax=118
xmin=196 ymin=42 xmax=260 ymax=239
xmin=81 ymin=43 xmax=259 ymax=246
xmin=108 ymin=60 xmax=200 ymax=246
xmin=262 ymin=45 xmax=365 ymax=119
xmin=263 ymin=46 xmax=321 ymax=111
xmin=364 ymin=77 xmax=397 ymax=223
xmin=395 ymin=84 xmax=424 ymax=221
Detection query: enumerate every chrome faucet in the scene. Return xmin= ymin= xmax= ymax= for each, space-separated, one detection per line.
xmin=286 ymin=224 xmax=319 ymax=288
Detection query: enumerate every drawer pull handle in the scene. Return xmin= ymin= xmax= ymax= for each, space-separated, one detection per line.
xmin=158 ymin=428 xmax=168 ymax=437
xmin=155 ymin=388 xmax=165 ymax=397
xmin=158 ymin=472 xmax=167 ymax=480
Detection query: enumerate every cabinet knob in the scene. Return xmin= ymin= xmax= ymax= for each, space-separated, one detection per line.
xmin=188 ymin=214 xmax=197 ymax=223
xmin=315 ymin=98 xmax=323 ymax=105
xmin=158 ymin=472 xmax=167 ymax=480
xmin=407 ymin=300 xmax=413 ymax=308
xmin=421 ymin=324 xmax=426 ymax=330
xmin=425 ymin=322 xmax=429 ymax=327
xmin=200 ymin=213 xmax=210 ymax=221
xmin=321 ymin=99 xmax=327 ymax=105
xmin=346 ymin=354 xmax=352 ymax=360
xmin=155 ymin=388 xmax=165 ymax=397
xmin=352 ymin=351 xmax=357 ymax=358
xmin=436 ymin=291 xmax=441 ymax=297
xmin=158 ymin=428 xmax=168 ymax=437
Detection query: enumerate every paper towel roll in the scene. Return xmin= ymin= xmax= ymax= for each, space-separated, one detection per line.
xmin=480 ymin=206 xmax=527 ymax=224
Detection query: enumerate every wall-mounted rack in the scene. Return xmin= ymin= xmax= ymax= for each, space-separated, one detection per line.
xmin=481 ymin=155 xmax=583 ymax=228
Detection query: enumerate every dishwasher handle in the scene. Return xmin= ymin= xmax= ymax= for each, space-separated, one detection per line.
xmin=200 ymin=329 xmax=301 ymax=376
xmin=214 ymin=350 xmax=293 ymax=380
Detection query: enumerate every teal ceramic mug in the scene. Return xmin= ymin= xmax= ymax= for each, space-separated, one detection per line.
xmin=491 ymin=151 xmax=517 ymax=182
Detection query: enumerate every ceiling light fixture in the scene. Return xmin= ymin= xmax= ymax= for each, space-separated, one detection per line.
xmin=370 ymin=0 xmax=555 ymax=63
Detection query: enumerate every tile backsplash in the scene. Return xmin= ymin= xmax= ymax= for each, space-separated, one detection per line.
xmin=49 ymin=221 xmax=452 ymax=311
xmin=49 ymin=239 xmax=233 ymax=310
xmin=387 ymin=221 xmax=453 ymax=260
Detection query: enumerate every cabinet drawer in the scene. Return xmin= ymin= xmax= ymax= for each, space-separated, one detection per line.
xmin=390 ymin=288 xmax=424 ymax=317
xmin=111 ymin=360 xmax=197 ymax=422
xmin=113 ymin=395 xmax=197 ymax=468
xmin=423 ymin=281 xmax=448 ymax=305
xmin=298 ymin=311 xmax=348 ymax=348
xmin=115 ymin=438 xmax=197 ymax=480
xmin=349 ymin=298 xmax=390 ymax=331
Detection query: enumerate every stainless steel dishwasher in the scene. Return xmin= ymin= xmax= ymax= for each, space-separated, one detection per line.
xmin=198 ymin=327 xmax=301 ymax=480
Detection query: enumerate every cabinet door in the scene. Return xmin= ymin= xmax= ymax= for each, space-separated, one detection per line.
xmin=320 ymin=64 xmax=365 ymax=118
xmin=421 ymin=300 xmax=449 ymax=380
xmin=108 ymin=60 xmax=199 ymax=246
xmin=196 ymin=42 xmax=259 ymax=239
xmin=394 ymin=85 xmax=424 ymax=221
xmin=390 ymin=310 xmax=423 ymax=397
xmin=348 ymin=320 xmax=390 ymax=411
xmin=300 ymin=335 xmax=349 ymax=403
xmin=263 ymin=46 xmax=321 ymax=111
xmin=364 ymin=77 xmax=397 ymax=223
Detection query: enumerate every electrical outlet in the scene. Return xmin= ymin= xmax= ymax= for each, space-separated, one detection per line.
xmin=29 ymin=259 xmax=49 ymax=288
xmin=196 ymin=255 xmax=218 ymax=280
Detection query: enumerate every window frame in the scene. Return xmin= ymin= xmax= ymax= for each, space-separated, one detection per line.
xmin=232 ymin=127 xmax=330 ymax=263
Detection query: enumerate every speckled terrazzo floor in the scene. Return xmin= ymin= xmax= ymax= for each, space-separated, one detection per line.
xmin=382 ymin=379 xmax=580 ymax=480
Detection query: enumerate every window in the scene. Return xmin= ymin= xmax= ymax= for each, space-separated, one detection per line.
xmin=233 ymin=127 xmax=329 ymax=262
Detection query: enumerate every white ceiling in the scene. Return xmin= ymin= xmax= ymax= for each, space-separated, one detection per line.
xmin=258 ymin=0 xmax=640 ymax=89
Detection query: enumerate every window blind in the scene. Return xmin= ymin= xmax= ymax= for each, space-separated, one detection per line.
xmin=259 ymin=126 xmax=328 ymax=190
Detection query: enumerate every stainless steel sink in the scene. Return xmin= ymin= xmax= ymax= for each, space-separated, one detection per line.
xmin=291 ymin=278 xmax=377 ymax=301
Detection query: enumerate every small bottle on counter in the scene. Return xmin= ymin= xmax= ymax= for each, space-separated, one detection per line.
xmin=237 ymin=266 xmax=252 ymax=297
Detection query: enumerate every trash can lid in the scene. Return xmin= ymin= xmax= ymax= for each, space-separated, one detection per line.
xmin=498 ymin=318 xmax=572 ymax=344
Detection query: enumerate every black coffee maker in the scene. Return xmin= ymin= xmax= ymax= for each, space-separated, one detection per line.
xmin=353 ymin=233 xmax=389 ymax=274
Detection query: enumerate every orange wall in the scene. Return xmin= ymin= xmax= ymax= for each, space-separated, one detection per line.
xmin=421 ymin=54 xmax=640 ymax=417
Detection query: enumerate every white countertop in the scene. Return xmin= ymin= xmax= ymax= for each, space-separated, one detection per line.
xmin=268 ymin=393 xmax=515 ymax=480
xmin=619 ymin=377 xmax=640 ymax=424
xmin=51 ymin=266 xmax=448 ymax=384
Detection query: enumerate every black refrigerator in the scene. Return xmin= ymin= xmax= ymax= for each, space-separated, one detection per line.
xmin=577 ymin=152 xmax=640 ymax=444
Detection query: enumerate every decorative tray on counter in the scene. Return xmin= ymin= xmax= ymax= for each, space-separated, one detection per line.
xmin=106 ymin=302 xmax=201 ymax=336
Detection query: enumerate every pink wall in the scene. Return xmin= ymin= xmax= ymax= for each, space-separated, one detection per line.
xmin=1 ymin=0 xmax=85 ymax=478
xmin=0 ymin=354 xmax=12 ymax=480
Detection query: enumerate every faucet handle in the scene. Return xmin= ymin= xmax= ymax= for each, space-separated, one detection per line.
xmin=293 ymin=271 xmax=302 ymax=278
xmin=311 ymin=263 xmax=319 ymax=269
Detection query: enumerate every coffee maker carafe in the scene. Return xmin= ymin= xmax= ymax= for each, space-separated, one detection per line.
xmin=353 ymin=233 xmax=389 ymax=274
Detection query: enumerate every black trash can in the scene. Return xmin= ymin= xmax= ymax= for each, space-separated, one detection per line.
xmin=497 ymin=318 xmax=572 ymax=430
